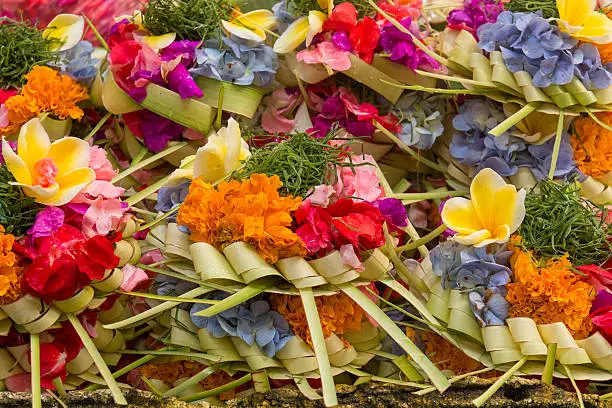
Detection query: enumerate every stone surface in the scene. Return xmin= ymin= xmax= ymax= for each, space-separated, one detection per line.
xmin=1 ymin=378 xmax=610 ymax=407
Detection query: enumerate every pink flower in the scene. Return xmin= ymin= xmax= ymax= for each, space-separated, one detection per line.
xmin=340 ymin=244 xmax=364 ymax=272
xmin=296 ymin=41 xmax=351 ymax=71
xmin=334 ymin=155 xmax=385 ymax=202
xmin=88 ymin=145 xmax=117 ymax=181
xmin=0 ymin=104 xmax=8 ymax=129
xmin=72 ymin=180 xmax=125 ymax=204
xmin=306 ymin=184 xmax=335 ymax=207
xmin=82 ymin=197 xmax=127 ymax=238
xmin=120 ymin=264 xmax=149 ymax=291
xmin=141 ymin=249 xmax=164 ymax=265
xmin=578 ymin=264 xmax=612 ymax=293
xmin=262 ymin=89 xmax=302 ymax=133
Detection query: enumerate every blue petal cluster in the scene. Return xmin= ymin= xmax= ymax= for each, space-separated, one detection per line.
xmin=155 ymin=181 xmax=190 ymax=225
xmin=477 ymin=11 xmax=612 ymax=89
xmin=54 ymin=41 xmax=100 ymax=85
xmin=191 ymin=297 xmax=293 ymax=357
xmin=190 ymin=36 xmax=279 ymax=88
xmin=393 ymin=93 xmax=446 ymax=150
xmin=449 ymin=99 xmax=575 ymax=180
xmin=430 ymin=241 xmax=513 ymax=326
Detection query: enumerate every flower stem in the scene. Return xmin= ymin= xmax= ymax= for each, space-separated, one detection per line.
xmin=472 ymin=356 xmax=528 ymax=407
xmin=215 ymin=86 xmax=225 ymax=130
xmin=489 ymin=104 xmax=537 ymax=137
xmin=585 ymin=108 xmax=612 ymax=131
xmin=112 ymin=142 xmax=188 ymax=183
xmin=130 ymin=145 xmax=149 ymax=166
xmin=392 ymin=190 xmax=467 ymax=201
xmin=380 ymin=81 xmax=495 ymax=95
xmin=396 ymin=224 xmax=448 ymax=253
xmin=179 ymin=373 xmax=252 ymax=402
xmin=413 ymin=366 xmax=495 ymax=396
xmin=67 ymin=313 xmax=127 ymax=405
xmin=84 ymin=112 xmax=112 ymax=141
xmin=374 ymin=121 xmax=447 ymax=173
xmin=125 ymin=175 xmax=170 ymax=206
xmin=31 ymin=333 xmax=41 ymax=408
xmin=82 ymin=14 xmax=109 ymax=52
xmin=547 ymin=111 xmax=565 ymax=180
xmin=164 ymin=365 xmax=220 ymax=398
xmin=563 ymin=365 xmax=585 ymax=408
xmin=541 ymin=343 xmax=557 ymax=384
xmin=52 ymin=377 xmax=67 ymax=398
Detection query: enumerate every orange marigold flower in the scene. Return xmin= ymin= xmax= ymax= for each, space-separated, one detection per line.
xmin=1 ymin=66 xmax=89 ymax=136
xmin=177 ymin=174 xmax=306 ymax=264
xmin=0 ymin=226 xmax=22 ymax=305
xmin=138 ymin=361 xmax=235 ymax=400
xmin=571 ymin=114 xmax=612 ymax=179
xmin=269 ymin=293 xmax=363 ymax=346
xmin=506 ymin=245 xmax=595 ymax=339
xmin=406 ymin=329 xmax=496 ymax=377
xmin=597 ymin=40 xmax=612 ymax=64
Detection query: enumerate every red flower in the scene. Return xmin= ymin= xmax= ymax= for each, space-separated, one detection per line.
xmin=108 ymin=40 xmax=143 ymax=98
xmin=295 ymin=198 xmax=385 ymax=256
xmin=349 ymin=17 xmax=380 ymax=63
xmin=21 ymin=225 xmax=120 ymax=303
xmin=0 ymin=88 xmax=18 ymax=104
xmin=323 ymin=2 xmax=357 ymax=32
xmin=30 ymin=343 xmax=68 ymax=389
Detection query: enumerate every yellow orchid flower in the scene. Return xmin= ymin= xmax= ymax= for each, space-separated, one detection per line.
xmin=222 ymin=10 xmax=279 ymax=42
xmin=273 ymin=11 xmax=327 ymax=54
xmin=142 ymin=33 xmax=177 ymax=52
xmin=557 ymin=0 xmax=612 ymax=44
xmin=43 ymin=14 xmax=85 ymax=51
xmin=441 ymin=168 xmax=526 ymax=247
xmin=2 ymin=118 xmax=95 ymax=206
xmin=166 ymin=155 xmax=196 ymax=187
xmin=193 ymin=118 xmax=251 ymax=182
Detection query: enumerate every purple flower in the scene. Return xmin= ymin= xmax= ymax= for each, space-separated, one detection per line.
xmin=574 ymin=43 xmax=612 ymax=90
xmin=430 ymin=241 xmax=512 ymax=326
xmin=332 ymin=32 xmax=352 ymax=51
xmin=139 ymin=110 xmax=185 ymax=152
xmin=27 ymin=207 xmax=65 ymax=239
xmin=379 ymin=18 xmax=440 ymax=71
xmin=447 ymin=0 xmax=504 ymax=39
xmin=167 ymin=64 xmax=203 ymax=99
xmin=372 ymin=198 xmax=408 ymax=228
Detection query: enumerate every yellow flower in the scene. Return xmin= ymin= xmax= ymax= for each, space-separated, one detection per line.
xmin=2 ymin=118 xmax=95 ymax=206
xmin=222 ymin=10 xmax=279 ymax=42
xmin=192 ymin=118 xmax=251 ymax=183
xmin=273 ymin=11 xmax=327 ymax=54
xmin=441 ymin=168 xmax=526 ymax=247
xmin=43 ymin=14 xmax=85 ymax=51
xmin=556 ymin=0 xmax=612 ymax=44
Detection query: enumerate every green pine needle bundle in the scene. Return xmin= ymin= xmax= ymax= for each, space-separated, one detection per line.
xmin=0 ymin=18 xmax=59 ymax=90
xmin=0 ymin=166 xmax=41 ymax=236
xmin=517 ymin=179 xmax=611 ymax=266
xmin=143 ymin=0 xmax=236 ymax=40
xmin=286 ymin=0 xmax=376 ymax=16
xmin=506 ymin=0 xmax=559 ymax=19
xmin=237 ymin=131 xmax=355 ymax=197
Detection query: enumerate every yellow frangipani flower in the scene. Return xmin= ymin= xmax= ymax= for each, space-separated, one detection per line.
xmin=2 ymin=118 xmax=95 ymax=206
xmin=222 ymin=10 xmax=279 ymax=43
xmin=441 ymin=168 xmax=526 ymax=247
xmin=273 ymin=11 xmax=327 ymax=54
xmin=43 ymin=14 xmax=85 ymax=51
xmin=557 ymin=0 xmax=612 ymax=44
xmin=192 ymin=118 xmax=251 ymax=183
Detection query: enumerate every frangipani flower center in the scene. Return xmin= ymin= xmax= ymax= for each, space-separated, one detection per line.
xmin=33 ymin=158 xmax=59 ymax=188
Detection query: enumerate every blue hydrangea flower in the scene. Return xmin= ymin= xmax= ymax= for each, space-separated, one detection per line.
xmin=477 ymin=11 xmax=581 ymax=87
xmin=190 ymin=36 xmax=279 ymax=88
xmin=155 ymin=273 xmax=197 ymax=299
xmin=191 ymin=297 xmax=293 ymax=357
xmin=430 ymin=241 xmax=512 ymax=326
xmin=450 ymin=98 xmax=576 ymax=180
xmin=272 ymin=1 xmax=296 ymax=32
xmin=53 ymin=41 xmax=100 ymax=85
xmin=393 ymin=93 xmax=446 ymax=150
xmin=574 ymin=43 xmax=612 ymax=90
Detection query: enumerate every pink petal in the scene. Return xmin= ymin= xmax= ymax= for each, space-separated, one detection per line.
xmin=141 ymin=249 xmax=164 ymax=264
xmin=5 ymin=374 xmax=32 ymax=393
xmin=340 ymin=244 xmax=364 ymax=272
xmin=0 ymin=104 xmax=9 ymax=129
xmin=120 ymin=264 xmax=149 ymax=291
xmin=306 ymin=184 xmax=335 ymax=207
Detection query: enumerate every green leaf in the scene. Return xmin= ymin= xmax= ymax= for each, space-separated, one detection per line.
xmin=193 ymin=279 xmax=277 ymax=317
xmin=196 ymin=77 xmax=265 ymax=119
xmin=340 ymin=284 xmax=450 ymax=393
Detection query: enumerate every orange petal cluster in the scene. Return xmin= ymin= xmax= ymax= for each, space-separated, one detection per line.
xmin=269 ymin=293 xmax=363 ymax=346
xmin=138 ymin=361 xmax=235 ymax=400
xmin=177 ymin=174 xmax=306 ymax=264
xmin=406 ymin=328 xmax=495 ymax=376
xmin=0 ymin=225 xmax=22 ymax=305
xmin=1 ymin=66 xmax=89 ymax=136
xmin=506 ymin=244 xmax=595 ymax=339
xmin=571 ymin=114 xmax=612 ymax=179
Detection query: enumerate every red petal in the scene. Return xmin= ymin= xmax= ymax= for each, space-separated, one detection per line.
xmin=322 ymin=2 xmax=357 ymax=32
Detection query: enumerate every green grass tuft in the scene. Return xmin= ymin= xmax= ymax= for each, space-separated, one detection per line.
xmin=0 ymin=165 xmax=42 ymax=236
xmin=143 ymin=0 xmax=236 ymax=41
xmin=517 ymin=179 xmax=611 ymax=266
